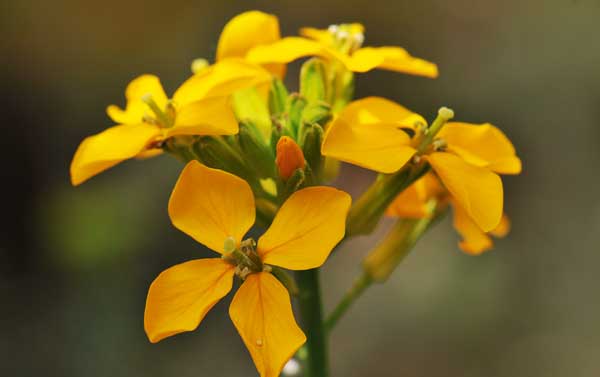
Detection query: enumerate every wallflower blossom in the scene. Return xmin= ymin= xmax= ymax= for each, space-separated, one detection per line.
xmin=216 ymin=10 xmax=285 ymax=77
xmin=245 ymin=21 xmax=438 ymax=77
xmin=386 ymin=172 xmax=511 ymax=254
xmin=322 ymin=96 xmax=521 ymax=231
xmin=70 ymin=60 xmax=271 ymax=185
xmin=144 ymin=161 xmax=351 ymax=377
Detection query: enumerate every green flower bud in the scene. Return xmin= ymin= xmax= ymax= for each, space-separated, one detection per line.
xmin=238 ymin=121 xmax=276 ymax=179
xmin=299 ymin=123 xmax=324 ymax=179
xmin=269 ymin=77 xmax=288 ymax=115
xmin=300 ymin=58 xmax=327 ymax=103
xmin=233 ymin=87 xmax=272 ymax=141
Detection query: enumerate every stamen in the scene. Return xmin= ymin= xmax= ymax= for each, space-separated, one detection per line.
xmin=223 ymin=236 xmax=236 ymax=254
xmin=438 ymin=107 xmax=454 ymax=121
xmin=141 ymin=93 xmax=175 ymax=128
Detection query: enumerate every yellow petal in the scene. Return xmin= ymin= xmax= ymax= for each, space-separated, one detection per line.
xmin=166 ymin=96 xmax=238 ymax=137
xmin=229 ymin=272 xmax=306 ymax=377
xmin=70 ymin=123 xmax=161 ymax=186
xmin=246 ymin=37 xmax=340 ymax=65
xmin=489 ymin=213 xmax=511 ymax=238
xmin=386 ymin=173 xmax=444 ymax=218
xmin=173 ymin=59 xmax=271 ymax=106
xmin=452 ymin=202 xmax=493 ymax=255
xmin=438 ymin=122 xmax=522 ymax=174
xmin=107 ymin=74 xmax=168 ymax=124
xmin=257 ymin=187 xmax=351 ymax=270
xmin=427 ymin=152 xmax=503 ymax=232
xmin=168 ymin=161 xmax=255 ymax=253
xmin=339 ymin=96 xmax=426 ymax=128
xmin=135 ymin=148 xmax=164 ymax=160
xmin=299 ymin=26 xmax=335 ymax=45
xmin=217 ymin=11 xmax=280 ymax=60
xmin=321 ymin=117 xmax=416 ymax=173
xmin=144 ymin=258 xmax=235 ymax=343
xmin=347 ymin=47 xmax=439 ymax=77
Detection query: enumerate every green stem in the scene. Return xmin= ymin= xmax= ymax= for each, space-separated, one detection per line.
xmin=296 ymin=268 xmax=329 ymax=377
xmin=346 ymin=165 xmax=428 ymax=237
xmin=324 ymin=273 xmax=372 ymax=332
xmin=326 ymin=207 xmax=446 ymax=332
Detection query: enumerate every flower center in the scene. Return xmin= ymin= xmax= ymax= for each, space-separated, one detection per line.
xmin=222 ymin=237 xmax=265 ymax=279
xmin=327 ymin=23 xmax=364 ymax=54
xmin=141 ymin=93 xmax=176 ymax=128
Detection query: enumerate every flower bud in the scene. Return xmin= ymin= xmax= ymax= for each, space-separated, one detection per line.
xmin=276 ymin=136 xmax=305 ymax=180
xmin=299 ymin=123 xmax=324 ymax=178
xmin=238 ymin=122 xmax=275 ymax=178
xmin=300 ymin=58 xmax=327 ymax=103
xmin=268 ymin=77 xmax=288 ymax=115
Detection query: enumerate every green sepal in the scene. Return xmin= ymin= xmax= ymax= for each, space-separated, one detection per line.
xmin=238 ymin=121 xmax=276 ymax=179
xmin=300 ymin=58 xmax=327 ymax=103
xmin=287 ymin=94 xmax=307 ymax=139
xmin=232 ymin=87 xmax=271 ymax=141
xmin=281 ymin=168 xmax=306 ymax=202
xmin=269 ymin=77 xmax=289 ymax=116
xmin=271 ymin=266 xmax=299 ymax=296
xmin=302 ymin=101 xmax=331 ymax=127
xmin=192 ymin=136 xmax=250 ymax=181
xmin=332 ymin=70 xmax=355 ymax=113
xmin=299 ymin=123 xmax=324 ymax=179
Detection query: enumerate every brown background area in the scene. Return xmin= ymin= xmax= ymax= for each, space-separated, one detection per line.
xmin=1 ymin=0 xmax=599 ymax=376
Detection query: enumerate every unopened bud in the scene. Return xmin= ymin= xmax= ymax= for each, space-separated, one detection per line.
xmin=276 ymin=136 xmax=305 ymax=180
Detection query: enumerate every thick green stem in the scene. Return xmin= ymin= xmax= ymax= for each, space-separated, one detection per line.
xmin=296 ymin=268 xmax=329 ymax=377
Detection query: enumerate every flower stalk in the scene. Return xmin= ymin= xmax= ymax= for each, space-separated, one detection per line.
xmin=296 ymin=268 xmax=329 ymax=377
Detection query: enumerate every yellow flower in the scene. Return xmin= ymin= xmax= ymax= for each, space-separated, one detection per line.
xmin=322 ymin=97 xmax=521 ymax=231
xmin=144 ymin=161 xmax=351 ymax=377
xmin=216 ymin=10 xmax=285 ymax=77
xmin=245 ymin=22 xmax=438 ymax=77
xmin=387 ymin=172 xmax=511 ymax=254
xmin=70 ymin=60 xmax=271 ymax=186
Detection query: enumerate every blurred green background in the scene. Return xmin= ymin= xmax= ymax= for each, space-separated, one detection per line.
xmin=2 ymin=0 xmax=599 ymax=376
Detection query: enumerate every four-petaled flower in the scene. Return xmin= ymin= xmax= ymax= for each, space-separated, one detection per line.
xmin=322 ymin=96 xmax=521 ymax=231
xmin=70 ymin=59 xmax=270 ymax=185
xmin=144 ymin=161 xmax=351 ymax=377
xmin=244 ymin=20 xmax=438 ymax=77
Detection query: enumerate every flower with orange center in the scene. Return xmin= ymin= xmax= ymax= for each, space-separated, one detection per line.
xmin=322 ymin=96 xmax=521 ymax=232
xmin=144 ymin=161 xmax=351 ymax=377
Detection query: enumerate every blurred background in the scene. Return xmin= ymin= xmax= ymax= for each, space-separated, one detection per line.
xmin=2 ymin=0 xmax=599 ymax=376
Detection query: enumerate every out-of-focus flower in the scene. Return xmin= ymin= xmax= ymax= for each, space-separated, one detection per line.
xmin=387 ymin=172 xmax=512 ymax=254
xmin=144 ymin=161 xmax=351 ymax=377
xmin=245 ymin=23 xmax=438 ymax=78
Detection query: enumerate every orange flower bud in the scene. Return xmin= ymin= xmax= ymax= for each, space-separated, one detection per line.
xmin=276 ymin=136 xmax=305 ymax=180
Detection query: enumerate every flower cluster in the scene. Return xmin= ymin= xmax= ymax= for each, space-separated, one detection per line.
xmin=71 ymin=10 xmax=521 ymax=377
